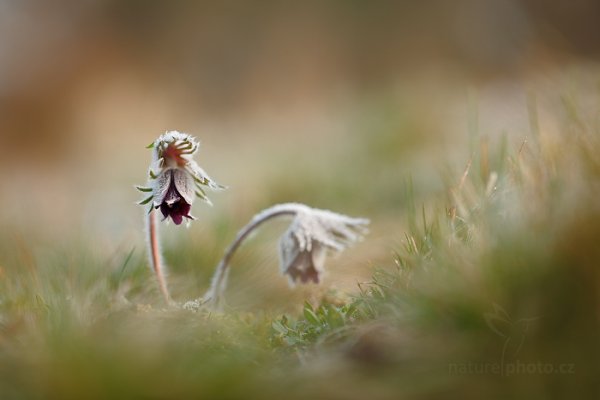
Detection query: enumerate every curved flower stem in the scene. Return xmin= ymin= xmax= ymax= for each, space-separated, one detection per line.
xmin=148 ymin=209 xmax=171 ymax=303
xmin=205 ymin=203 xmax=308 ymax=309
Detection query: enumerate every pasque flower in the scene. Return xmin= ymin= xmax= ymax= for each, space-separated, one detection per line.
xmin=279 ymin=207 xmax=369 ymax=285
xmin=201 ymin=203 xmax=369 ymax=309
xmin=137 ymin=131 xmax=225 ymax=225
xmin=137 ymin=131 xmax=225 ymax=302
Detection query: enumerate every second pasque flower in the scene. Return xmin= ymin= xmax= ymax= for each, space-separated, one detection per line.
xmin=137 ymin=131 xmax=225 ymax=225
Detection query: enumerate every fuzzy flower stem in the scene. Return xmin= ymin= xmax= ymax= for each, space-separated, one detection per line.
xmin=206 ymin=203 xmax=307 ymax=308
xmin=148 ymin=209 xmax=171 ymax=303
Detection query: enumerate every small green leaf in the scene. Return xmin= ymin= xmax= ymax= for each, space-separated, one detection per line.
xmin=325 ymin=306 xmax=345 ymax=329
xmin=304 ymin=301 xmax=314 ymax=312
xmin=146 ymin=142 xmax=155 ymax=149
xmin=214 ymin=183 xmax=228 ymax=190
xmin=138 ymin=195 xmax=154 ymax=205
xmin=149 ymin=170 xmax=158 ymax=179
xmin=272 ymin=320 xmax=288 ymax=335
xmin=135 ymin=186 xmax=153 ymax=192
xmin=193 ymin=175 xmax=208 ymax=185
xmin=303 ymin=307 xmax=320 ymax=326
xmin=344 ymin=303 xmax=357 ymax=318
xmin=195 ymin=187 xmax=207 ymax=199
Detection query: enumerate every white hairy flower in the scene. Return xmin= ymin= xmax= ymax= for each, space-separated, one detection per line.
xmin=279 ymin=206 xmax=369 ymax=285
xmin=137 ymin=131 xmax=225 ymax=225
xmin=203 ymin=203 xmax=369 ymax=309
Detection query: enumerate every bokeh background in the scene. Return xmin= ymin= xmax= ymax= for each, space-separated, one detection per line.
xmin=2 ymin=0 xmax=600 ymax=306
xmin=1 ymin=1 xmax=600 ymax=399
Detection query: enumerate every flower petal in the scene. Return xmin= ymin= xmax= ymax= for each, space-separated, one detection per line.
xmin=310 ymin=242 xmax=326 ymax=273
xmin=173 ymin=168 xmax=195 ymax=205
xmin=160 ymin=203 xmax=170 ymax=219
xmin=171 ymin=212 xmax=184 ymax=225
xmin=137 ymin=195 xmax=154 ymax=205
xmin=279 ymin=228 xmax=297 ymax=275
xmin=153 ymin=169 xmax=173 ymax=207
xmin=286 ymin=247 xmax=322 ymax=285
xmin=279 ymin=228 xmax=325 ymax=285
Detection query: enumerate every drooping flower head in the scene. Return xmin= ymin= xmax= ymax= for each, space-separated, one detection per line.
xmin=278 ymin=206 xmax=369 ymax=285
xmin=137 ymin=131 xmax=225 ymax=225
xmin=195 ymin=203 xmax=369 ymax=309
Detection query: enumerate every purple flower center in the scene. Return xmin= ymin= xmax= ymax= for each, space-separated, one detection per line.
xmin=157 ymin=171 xmax=193 ymax=225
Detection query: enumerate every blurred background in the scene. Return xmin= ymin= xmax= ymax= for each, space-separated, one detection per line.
xmin=1 ymin=0 xmax=600 ymax=306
